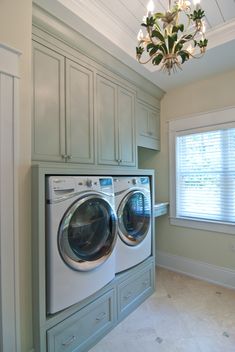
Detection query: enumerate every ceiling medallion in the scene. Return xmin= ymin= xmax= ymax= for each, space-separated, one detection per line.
xmin=136 ymin=0 xmax=208 ymax=74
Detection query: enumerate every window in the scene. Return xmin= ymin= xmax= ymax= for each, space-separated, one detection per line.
xmin=169 ymin=107 xmax=235 ymax=234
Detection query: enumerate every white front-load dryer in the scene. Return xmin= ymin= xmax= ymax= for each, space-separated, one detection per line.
xmin=114 ymin=176 xmax=152 ymax=273
xmin=46 ymin=175 xmax=117 ymax=314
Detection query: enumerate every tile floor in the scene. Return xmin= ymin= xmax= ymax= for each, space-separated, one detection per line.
xmin=89 ymin=267 xmax=235 ymax=352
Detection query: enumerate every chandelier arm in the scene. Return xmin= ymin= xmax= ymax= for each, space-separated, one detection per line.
xmin=137 ymin=52 xmax=159 ymax=65
xmin=173 ymin=26 xmax=199 ymax=53
xmin=188 ymin=51 xmax=205 ymax=59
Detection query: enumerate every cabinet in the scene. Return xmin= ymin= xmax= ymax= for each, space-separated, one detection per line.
xmin=47 ymin=290 xmax=115 ymax=352
xmin=117 ymin=261 xmax=154 ymax=321
xmin=137 ymin=100 xmax=160 ymax=150
xmin=32 ymin=41 xmax=94 ymax=164
xmin=96 ymin=74 xmax=136 ymax=167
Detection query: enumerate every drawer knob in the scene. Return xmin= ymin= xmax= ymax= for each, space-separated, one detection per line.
xmin=96 ymin=311 xmax=106 ymax=321
xmin=124 ymin=292 xmax=132 ymax=300
xmin=62 ymin=335 xmax=76 ymax=347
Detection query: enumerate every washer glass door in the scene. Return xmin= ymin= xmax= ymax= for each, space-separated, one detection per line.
xmin=118 ymin=190 xmax=151 ymax=246
xmin=58 ymin=194 xmax=117 ymax=271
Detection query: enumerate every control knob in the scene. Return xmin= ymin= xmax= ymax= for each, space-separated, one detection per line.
xmin=86 ymin=179 xmax=93 ymax=187
xmin=132 ymin=178 xmax=137 ymax=185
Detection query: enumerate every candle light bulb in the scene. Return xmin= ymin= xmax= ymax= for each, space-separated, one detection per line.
xmin=201 ymin=22 xmax=206 ymax=33
xmin=137 ymin=29 xmax=144 ymax=41
xmin=147 ymin=0 xmax=154 ymax=13
xmin=193 ymin=0 xmax=201 ymax=9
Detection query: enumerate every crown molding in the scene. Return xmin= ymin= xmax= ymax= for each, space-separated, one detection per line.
xmin=207 ymin=18 xmax=235 ymax=49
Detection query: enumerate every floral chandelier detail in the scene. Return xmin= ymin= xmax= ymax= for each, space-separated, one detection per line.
xmin=136 ymin=0 xmax=208 ymax=74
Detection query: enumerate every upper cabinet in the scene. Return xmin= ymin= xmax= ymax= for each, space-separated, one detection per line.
xmin=32 ymin=31 xmax=161 ymax=168
xmin=96 ymin=74 xmax=136 ymax=167
xmin=65 ymin=59 xmax=94 ymax=164
xmin=32 ymin=41 xmax=94 ymax=164
xmin=32 ymin=42 xmax=66 ymax=162
xmin=137 ymin=100 xmax=160 ymax=151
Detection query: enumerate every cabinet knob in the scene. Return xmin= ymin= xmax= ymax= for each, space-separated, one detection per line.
xmin=61 ymin=154 xmax=67 ymax=159
xmin=96 ymin=311 xmax=106 ymax=321
xmin=124 ymin=291 xmax=132 ymax=300
xmin=67 ymin=155 xmax=72 ymax=160
xmin=62 ymin=335 xmax=76 ymax=346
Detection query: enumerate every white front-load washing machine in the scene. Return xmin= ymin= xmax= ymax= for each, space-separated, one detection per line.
xmin=114 ymin=176 xmax=152 ymax=273
xmin=46 ymin=175 xmax=117 ymax=314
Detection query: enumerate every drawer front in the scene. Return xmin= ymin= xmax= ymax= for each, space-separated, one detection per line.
xmin=47 ymin=289 xmax=115 ymax=352
xmin=118 ymin=263 xmax=154 ymax=320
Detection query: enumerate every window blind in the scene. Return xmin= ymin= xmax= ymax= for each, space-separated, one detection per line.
xmin=176 ymin=127 xmax=235 ymax=223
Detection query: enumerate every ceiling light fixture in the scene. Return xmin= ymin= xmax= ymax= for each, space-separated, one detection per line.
xmin=136 ymin=0 xmax=208 ymax=74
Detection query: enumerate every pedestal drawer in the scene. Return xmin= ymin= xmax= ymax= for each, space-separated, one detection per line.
xmin=47 ymin=289 xmax=115 ymax=352
xmin=117 ymin=262 xmax=154 ymax=321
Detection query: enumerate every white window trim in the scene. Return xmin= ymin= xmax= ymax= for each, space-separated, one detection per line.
xmin=169 ymin=106 xmax=235 ymax=235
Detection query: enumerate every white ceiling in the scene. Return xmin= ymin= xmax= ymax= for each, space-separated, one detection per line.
xmin=34 ymin=0 xmax=235 ymax=91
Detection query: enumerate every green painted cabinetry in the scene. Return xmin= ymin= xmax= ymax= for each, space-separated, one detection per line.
xmin=32 ymin=41 xmax=94 ymax=164
xmin=96 ymin=74 xmax=136 ymax=167
xmin=117 ymin=260 xmax=154 ymax=322
xmin=32 ymin=42 xmax=66 ymax=162
xmin=32 ymin=40 xmax=137 ymax=167
xmin=47 ymin=289 xmax=115 ymax=352
xmin=137 ymin=100 xmax=160 ymax=151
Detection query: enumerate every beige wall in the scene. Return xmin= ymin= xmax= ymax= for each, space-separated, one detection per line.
xmin=139 ymin=69 xmax=235 ymax=270
xmin=0 ymin=1 xmax=33 ymax=351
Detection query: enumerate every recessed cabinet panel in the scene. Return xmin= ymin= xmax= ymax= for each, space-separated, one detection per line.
xmin=117 ymin=262 xmax=154 ymax=321
xmin=138 ymin=104 xmax=149 ymax=138
xmin=118 ymin=87 xmax=136 ymax=166
xmin=47 ymin=290 xmax=115 ymax=352
xmin=148 ymin=109 xmax=160 ymax=141
xmin=32 ymin=42 xmax=65 ymax=161
xmin=66 ymin=60 xmax=94 ymax=164
xmin=97 ymin=75 xmax=118 ymax=165
xmin=137 ymin=100 xmax=160 ymax=151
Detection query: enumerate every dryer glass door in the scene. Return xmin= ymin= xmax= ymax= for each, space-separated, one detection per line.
xmin=58 ymin=194 xmax=117 ymax=271
xmin=118 ymin=190 xmax=151 ymax=246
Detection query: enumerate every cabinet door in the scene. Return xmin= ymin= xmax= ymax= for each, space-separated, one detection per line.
xmin=137 ymin=100 xmax=160 ymax=151
xmin=66 ymin=59 xmax=94 ymax=164
xmin=32 ymin=42 xmax=66 ymax=161
xmin=118 ymin=87 xmax=136 ymax=166
xmin=148 ymin=107 xmax=160 ymax=142
xmin=96 ymin=75 xmax=119 ymax=166
xmin=137 ymin=103 xmax=149 ymax=137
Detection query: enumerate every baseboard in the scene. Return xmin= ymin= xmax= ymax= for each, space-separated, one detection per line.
xmin=156 ymin=250 xmax=235 ymax=290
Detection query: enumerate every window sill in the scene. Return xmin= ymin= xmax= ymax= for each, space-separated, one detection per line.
xmin=170 ymin=217 xmax=235 ymax=235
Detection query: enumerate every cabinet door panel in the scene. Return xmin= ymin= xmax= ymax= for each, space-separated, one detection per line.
xmin=138 ymin=103 xmax=149 ymax=137
xmin=137 ymin=100 xmax=160 ymax=151
xmin=97 ymin=75 xmax=118 ymax=165
xmin=118 ymin=87 xmax=136 ymax=166
xmin=66 ymin=60 xmax=94 ymax=164
xmin=148 ymin=108 xmax=160 ymax=141
xmin=32 ymin=42 xmax=65 ymax=161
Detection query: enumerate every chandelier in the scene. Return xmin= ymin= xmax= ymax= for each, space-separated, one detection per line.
xmin=136 ymin=0 xmax=208 ymax=74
